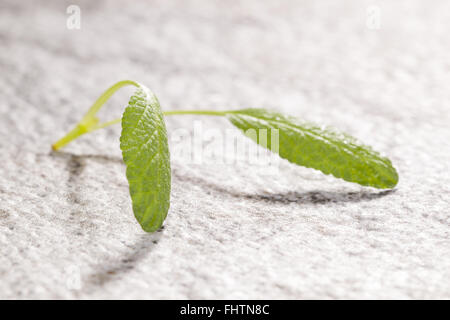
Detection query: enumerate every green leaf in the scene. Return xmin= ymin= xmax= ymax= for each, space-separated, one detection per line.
xmin=226 ymin=108 xmax=398 ymax=189
xmin=120 ymin=84 xmax=171 ymax=232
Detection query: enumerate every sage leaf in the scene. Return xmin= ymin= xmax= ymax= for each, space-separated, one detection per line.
xmin=120 ymin=84 xmax=171 ymax=232
xmin=226 ymin=108 xmax=398 ymax=189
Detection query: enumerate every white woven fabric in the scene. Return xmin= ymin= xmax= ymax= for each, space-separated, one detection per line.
xmin=0 ymin=0 xmax=449 ymax=299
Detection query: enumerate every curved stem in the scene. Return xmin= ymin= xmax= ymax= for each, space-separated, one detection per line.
xmin=86 ymin=110 xmax=227 ymax=132
xmin=52 ymin=80 xmax=228 ymax=150
xmin=89 ymin=110 xmax=227 ymax=130
xmin=52 ymin=80 xmax=138 ymax=150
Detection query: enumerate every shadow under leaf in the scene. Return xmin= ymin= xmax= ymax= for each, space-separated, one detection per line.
xmin=172 ymin=168 xmax=396 ymax=205
xmin=48 ymin=150 xmax=123 ymax=165
xmin=87 ymin=230 xmax=164 ymax=288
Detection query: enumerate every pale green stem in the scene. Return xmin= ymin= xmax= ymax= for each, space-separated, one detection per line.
xmin=84 ymin=80 xmax=139 ymax=120
xmin=91 ymin=118 xmax=122 ymax=130
xmin=52 ymin=80 xmax=139 ymax=150
xmin=51 ymin=125 xmax=88 ymax=151
xmin=51 ymin=79 xmax=228 ymax=150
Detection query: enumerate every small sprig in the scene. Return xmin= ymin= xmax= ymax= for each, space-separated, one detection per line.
xmin=53 ymin=80 xmax=398 ymax=232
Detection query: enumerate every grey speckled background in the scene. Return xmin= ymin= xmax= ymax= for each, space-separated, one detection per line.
xmin=1 ymin=0 xmax=449 ymax=299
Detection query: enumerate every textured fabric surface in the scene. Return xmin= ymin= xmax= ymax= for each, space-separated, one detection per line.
xmin=1 ymin=0 xmax=449 ymax=299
